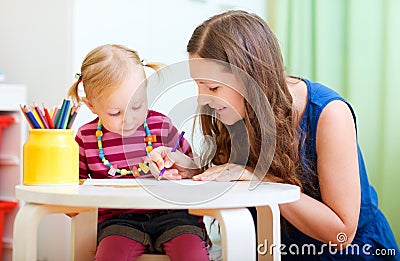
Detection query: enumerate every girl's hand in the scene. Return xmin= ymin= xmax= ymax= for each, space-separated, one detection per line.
xmin=192 ymin=163 xmax=254 ymax=181
xmin=149 ymin=146 xmax=200 ymax=180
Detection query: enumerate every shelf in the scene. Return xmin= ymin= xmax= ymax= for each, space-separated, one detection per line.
xmin=0 ymin=84 xmax=26 ymax=261
xmin=0 ymin=84 xmax=26 ymax=111
xmin=0 ymin=155 xmax=19 ymax=166
xmin=2 ymin=237 xmax=12 ymax=248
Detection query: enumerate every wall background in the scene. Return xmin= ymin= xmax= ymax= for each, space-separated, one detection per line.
xmin=0 ymin=0 xmax=398 ymax=260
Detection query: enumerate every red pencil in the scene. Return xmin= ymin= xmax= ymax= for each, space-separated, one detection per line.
xmin=43 ymin=103 xmax=55 ymax=129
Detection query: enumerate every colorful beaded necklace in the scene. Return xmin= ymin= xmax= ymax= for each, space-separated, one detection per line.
xmin=96 ymin=120 xmax=157 ymax=177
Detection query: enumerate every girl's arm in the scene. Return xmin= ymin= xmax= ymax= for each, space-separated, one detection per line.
xmin=150 ymin=116 xmax=201 ymax=179
xmin=149 ymin=146 xmax=201 ymax=179
xmin=279 ymin=100 xmax=360 ymax=246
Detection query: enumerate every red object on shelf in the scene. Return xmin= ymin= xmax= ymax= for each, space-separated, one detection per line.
xmin=0 ymin=201 xmax=18 ymax=259
xmin=0 ymin=116 xmax=15 ymax=146
xmin=0 ymin=116 xmax=16 ymax=257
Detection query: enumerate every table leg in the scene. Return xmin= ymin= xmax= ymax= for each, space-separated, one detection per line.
xmin=256 ymin=204 xmax=281 ymax=261
xmin=12 ymin=203 xmax=96 ymax=261
xmin=70 ymin=210 xmax=98 ymax=261
xmin=189 ymin=208 xmax=256 ymax=261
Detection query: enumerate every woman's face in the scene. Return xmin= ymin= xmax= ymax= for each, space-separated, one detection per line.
xmin=189 ymin=55 xmax=246 ymax=125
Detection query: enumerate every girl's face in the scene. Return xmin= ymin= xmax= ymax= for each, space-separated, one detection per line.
xmin=85 ymin=70 xmax=148 ymax=136
xmin=189 ymin=55 xmax=246 ymax=125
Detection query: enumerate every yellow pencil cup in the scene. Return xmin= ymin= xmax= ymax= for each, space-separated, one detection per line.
xmin=23 ymin=129 xmax=78 ymax=185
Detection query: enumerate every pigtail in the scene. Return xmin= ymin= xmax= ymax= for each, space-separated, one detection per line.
xmin=67 ymin=73 xmax=83 ymax=103
xmin=143 ymin=62 xmax=166 ymax=81
xmin=143 ymin=61 xmax=165 ymax=71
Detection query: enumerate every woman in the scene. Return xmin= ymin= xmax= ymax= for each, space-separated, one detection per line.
xmin=150 ymin=10 xmax=399 ymax=260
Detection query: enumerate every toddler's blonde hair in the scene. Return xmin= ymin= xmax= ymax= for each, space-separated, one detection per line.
xmin=68 ymin=44 xmax=162 ymax=103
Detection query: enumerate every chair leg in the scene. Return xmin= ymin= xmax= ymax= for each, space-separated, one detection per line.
xmin=13 ymin=203 xmax=96 ymax=261
xmin=70 ymin=210 xmax=98 ymax=261
xmin=190 ymin=208 xmax=256 ymax=261
xmin=256 ymin=204 xmax=281 ymax=261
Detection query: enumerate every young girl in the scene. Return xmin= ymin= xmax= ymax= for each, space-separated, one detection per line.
xmin=150 ymin=11 xmax=399 ymax=260
xmin=67 ymin=44 xmax=209 ymax=261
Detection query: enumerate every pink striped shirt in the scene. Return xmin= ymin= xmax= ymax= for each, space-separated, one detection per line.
xmin=75 ymin=110 xmax=193 ymax=222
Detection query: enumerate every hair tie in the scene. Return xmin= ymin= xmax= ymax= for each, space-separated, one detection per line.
xmin=75 ymin=73 xmax=82 ymax=83
xmin=141 ymin=59 xmax=147 ymax=66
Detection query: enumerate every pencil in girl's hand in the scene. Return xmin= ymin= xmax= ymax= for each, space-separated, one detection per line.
xmin=158 ymin=131 xmax=186 ymax=180
xmin=171 ymin=131 xmax=185 ymax=152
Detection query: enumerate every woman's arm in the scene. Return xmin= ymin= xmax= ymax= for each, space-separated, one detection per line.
xmin=192 ymin=163 xmax=255 ymax=181
xmin=280 ymin=100 xmax=360 ymax=246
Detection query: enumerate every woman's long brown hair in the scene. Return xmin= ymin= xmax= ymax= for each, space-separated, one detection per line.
xmin=187 ymin=10 xmax=303 ymax=188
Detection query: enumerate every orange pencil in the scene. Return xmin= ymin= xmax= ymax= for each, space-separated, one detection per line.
xmin=24 ymin=105 xmax=41 ymax=129
xmin=19 ymin=104 xmax=34 ymax=128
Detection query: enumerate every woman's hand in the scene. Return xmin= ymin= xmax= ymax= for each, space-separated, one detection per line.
xmin=149 ymin=146 xmax=200 ymax=180
xmin=192 ymin=163 xmax=254 ymax=181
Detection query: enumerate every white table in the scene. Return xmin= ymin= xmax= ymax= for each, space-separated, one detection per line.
xmin=12 ymin=179 xmax=299 ymax=261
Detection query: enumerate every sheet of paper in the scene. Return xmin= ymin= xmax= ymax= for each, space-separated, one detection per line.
xmin=82 ymin=178 xmax=209 ymax=187
xmin=82 ymin=178 xmax=142 ymax=187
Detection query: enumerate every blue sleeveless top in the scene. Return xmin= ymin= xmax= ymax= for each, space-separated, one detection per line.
xmin=281 ymin=79 xmax=399 ymax=260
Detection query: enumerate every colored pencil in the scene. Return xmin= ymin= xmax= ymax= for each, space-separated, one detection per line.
xmin=61 ymin=101 xmax=72 ymax=129
xmin=158 ymin=131 xmax=186 ymax=179
xmin=55 ymin=99 xmax=68 ymax=128
xmin=24 ymin=106 xmax=41 ymax=129
xmin=19 ymin=104 xmax=34 ymax=128
xmin=20 ymin=100 xmax=79 ymax=129
xmin=58 ymin=99 xmax=71 ymax=129
xmin=54 ymin=104 xmax=64 ymax=129
xmin=66 ymin=105 xmax=79 ymax=129
xmin=34 ymin=102 xmax=49 ymax=129
xmin=50 ymin=106 xmax=57 ymax=120
xmin=31 ymin=106 xmax=45 ymax=129
xmin=43 ymin=103 xmax=55 ymax=129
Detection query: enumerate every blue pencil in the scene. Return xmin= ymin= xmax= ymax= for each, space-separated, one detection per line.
xmin=57 ymin=99 xmax=71 ymax=129
xmin=24 ymin=106 xmax=42 ymax=129
xmin=61 ymin=102 xmax=72 ymax=129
